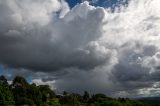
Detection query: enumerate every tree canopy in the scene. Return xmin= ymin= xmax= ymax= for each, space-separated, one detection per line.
xmin=0 ymin=75 xmax=159 ymax=106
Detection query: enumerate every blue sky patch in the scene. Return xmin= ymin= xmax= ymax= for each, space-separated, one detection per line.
xmin=66 ymin=0 xmax=128 ymax=9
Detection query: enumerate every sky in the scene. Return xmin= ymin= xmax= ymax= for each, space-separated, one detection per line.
xmin=0 ymin=0 xmax=160 ymax=98
xmin=67 ymin=0 xmax=128 ymax=9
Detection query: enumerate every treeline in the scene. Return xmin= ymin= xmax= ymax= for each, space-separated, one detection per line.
xmin=0 ymin=75 xmax=159 ymax=106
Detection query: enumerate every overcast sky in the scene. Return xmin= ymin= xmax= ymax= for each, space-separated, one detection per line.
xmin=0 ymin=0 xmax=160 ymax=98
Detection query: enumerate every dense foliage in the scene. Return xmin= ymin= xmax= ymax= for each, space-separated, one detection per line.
xmin=0 ymin=75 xmax=159 ymax=106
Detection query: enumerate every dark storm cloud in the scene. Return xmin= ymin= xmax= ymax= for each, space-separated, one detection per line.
xmin=0 ymin=0 xmax=114 ymax=71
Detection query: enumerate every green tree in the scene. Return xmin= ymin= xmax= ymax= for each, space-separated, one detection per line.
xmin=38 ymin=85 xmax=55 ymax=105
xmin=38 ymin=85 xmax=55 ymax=98
xmin=12 ymin=76 xmax=34 ymax=105
xmin=63 ymin=91 xmax=68 ymax=96
xmin=0 ymin=75 xmax=8 ymax=86
xmin=29 ymin=83 xmax=43 ymax=105
xmin=59 ymin=93 xmax=82 ymax=106
xmin=12 ymin=76 xmax=29 ymax=88
xmin=0 ymin=76 xmax=15 ymax=105
xmin=83 ymin=91 xmax=90 ymax=102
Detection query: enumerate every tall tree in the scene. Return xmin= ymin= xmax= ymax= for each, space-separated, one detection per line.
xmin=83 ymin=91 xmax=90 ymax=102
xmin=0 ymin=76 xmax=15 ymax=105
xmin=0 ymin=75 xmax=8 ymax=86
xmin=29 ymin=83 xmax=42 ymax=106
xmin=12 ymin=76 xmax=34 ymax=105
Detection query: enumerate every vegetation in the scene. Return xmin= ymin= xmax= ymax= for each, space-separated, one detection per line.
xmin=0 ymin=75 xmax=159 ymax=106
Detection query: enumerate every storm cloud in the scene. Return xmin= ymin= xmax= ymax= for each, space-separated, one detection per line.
xmin=0 ymin=0 xmax=115 ymax=71
xmin=0 ymin=0 xmax=160 ymax=97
